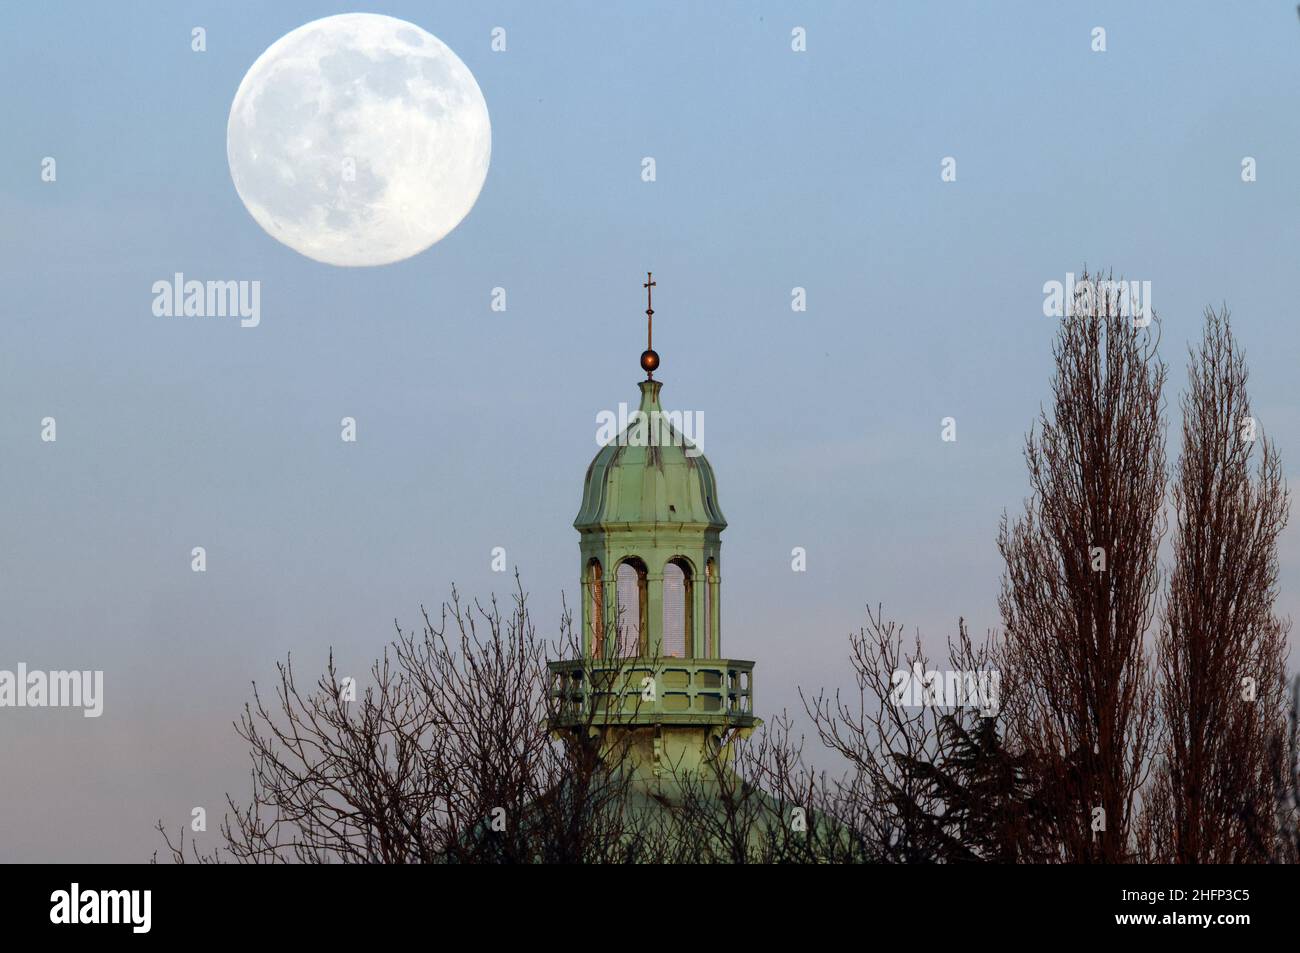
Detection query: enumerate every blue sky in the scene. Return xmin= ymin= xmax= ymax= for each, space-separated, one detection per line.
xmin=2 ymin=1 xmax=1299 ymax=860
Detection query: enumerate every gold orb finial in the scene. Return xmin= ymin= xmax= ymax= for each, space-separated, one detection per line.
xmin=642 ymin=271 xmax=657 ymax=379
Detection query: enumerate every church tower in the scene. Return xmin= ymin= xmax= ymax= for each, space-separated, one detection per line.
xmin=549 ymin=275 xmax=757 ymax=788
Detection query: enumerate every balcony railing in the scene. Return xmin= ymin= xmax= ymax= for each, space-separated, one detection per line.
xmin=548 ymin=657 xmax=756 ymax=729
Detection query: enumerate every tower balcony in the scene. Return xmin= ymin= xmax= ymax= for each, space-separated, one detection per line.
xmin=548 ymin=658 xmax=756 ymax=730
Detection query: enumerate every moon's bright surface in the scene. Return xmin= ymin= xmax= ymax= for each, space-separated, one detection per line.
xmin=226 ymin=13 xmax=491 ymax=267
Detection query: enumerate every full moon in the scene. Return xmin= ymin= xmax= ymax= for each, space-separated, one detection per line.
xmin=226 ymin=13 xmax=491 ymax=267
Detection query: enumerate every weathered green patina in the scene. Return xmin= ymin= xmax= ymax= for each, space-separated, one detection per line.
xmin=530 ymin=329 xmax=849 ymax=862
xmin=550 ymin=369 xmax=759 ymax=790
xmin=573 ymin=379 xmax=726 ymax=661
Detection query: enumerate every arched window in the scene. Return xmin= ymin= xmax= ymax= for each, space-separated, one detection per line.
xmin=587 ymin=559 xmax=603 ymax=656
xmin=704 ymin=559 xmax=716 ymax=657
xmin=615 ymin=559 xmax=647 ymax=657
xmin=662 ymin=558 xmax=694 ymax=658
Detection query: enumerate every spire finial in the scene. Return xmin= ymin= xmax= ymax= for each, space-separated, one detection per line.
xmin=640 ymin=271 xmax=660 ymax=379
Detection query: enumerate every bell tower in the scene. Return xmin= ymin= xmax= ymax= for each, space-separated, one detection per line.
xmin=550 ymin=276 xmax=757 ymax=783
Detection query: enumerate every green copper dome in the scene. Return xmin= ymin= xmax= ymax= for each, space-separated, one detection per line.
xmin=575 ymin=380 xmax=726 ymax=530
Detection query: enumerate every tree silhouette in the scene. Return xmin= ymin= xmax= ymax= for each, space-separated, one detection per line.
xmin=1146 ymin=308 xmax=1290 ymax=863
xmin=997 ymin=271 xmax=1163 ymax=862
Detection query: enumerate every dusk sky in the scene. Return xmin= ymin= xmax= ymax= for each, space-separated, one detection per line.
xmin=2 ymin=1 xmax=1299 ymax=861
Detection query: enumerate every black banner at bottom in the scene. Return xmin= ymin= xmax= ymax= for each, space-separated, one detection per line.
xmin=2 ymin=864 xmax=1286 ymax=938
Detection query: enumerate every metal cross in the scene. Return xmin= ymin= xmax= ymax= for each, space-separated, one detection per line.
xmin=643 ymin=272 xmax=655 ymax=350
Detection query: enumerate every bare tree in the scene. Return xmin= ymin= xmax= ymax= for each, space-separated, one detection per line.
xmin=796 ymin=605 xmax=1038 ymax=862
xmin=997 ymin=272 xmax=1164 ymax=862
xmin=1147 ymin=309 xmax=1290 ymax=863
xmin=157 ymin=577 xmax=649 ymax=863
